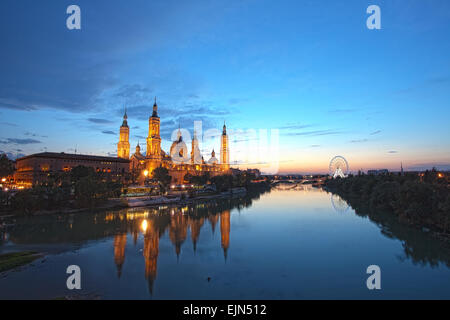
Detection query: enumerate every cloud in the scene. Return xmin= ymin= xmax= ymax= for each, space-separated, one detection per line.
xmin=370 ymin=130 xmax=381 ymax=135
xmin=24 ymin=132 xmax=48 ymax=138
xmin=88 ymin=118 xmax=115 ymax=124
xmin=0 ymin=121 xmax=18 ymax=127
xmin=0 ymin=138 xmax=42 ymax=145
xmin=0 ymin=99 xmax=37 ymax=111
xmin=0 ymin=150 xmax=26 ymax=160
xmin=285 ymin=129 xmax=344 ymax=137
xmin=114 ymin=84 xmax=153 ymax=99
xmin=310 ymin=144 xmax=321 ymax=148
xmin=228 ymin=98 xmax=249 ymax=105
xmin=102 ymin=130 xmax=116 ymax=135
xmin=279 ymin=123 xmax=315 ymax=130
xmin=387 ymin=150 xmax=398 ymax=154
xmin=349 ymin=139 xmax=368 ymax=143
xmin=426 ymin=76 xmax=450 ymax=85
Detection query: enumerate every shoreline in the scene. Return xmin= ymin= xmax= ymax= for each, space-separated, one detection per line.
xmin=323 ymin=186 xmax=450 ymax=246
xmin=0 ymin=186 xmax=253 ymax=219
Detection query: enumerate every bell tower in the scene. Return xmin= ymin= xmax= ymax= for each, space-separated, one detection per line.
xmin=220 ymin=121 xmax=229 ymax=169
xmin=117 ymin=109 xmax=130 ymax=159
xmin=146 ymin=97 xmax=162 ymax=172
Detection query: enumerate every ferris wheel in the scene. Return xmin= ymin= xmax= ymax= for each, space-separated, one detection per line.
xmin=329 ymin=156 xmax=349 ymax=178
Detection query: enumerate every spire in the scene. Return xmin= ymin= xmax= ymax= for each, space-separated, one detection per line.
xmin=222 ymin=121 xmax=226 ymax=135
xmin=136 ymin=140 xmax=141 ymax=154
xmin=211 ymin=149 xmax=215 ymax=157
xmin=121 ymin=107 xmax=128 ymax=127
xmin=152 ymin=96 xmax=158 ymax=117
xmin=177 ymin=124 xmax=182 ymax=141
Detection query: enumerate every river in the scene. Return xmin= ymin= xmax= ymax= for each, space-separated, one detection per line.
xmin=1 ymin=185 xmax=449 ymax=299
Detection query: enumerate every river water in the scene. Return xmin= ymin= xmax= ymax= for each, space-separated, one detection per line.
xmin=1 ymin=185 xmax=449 ymax=299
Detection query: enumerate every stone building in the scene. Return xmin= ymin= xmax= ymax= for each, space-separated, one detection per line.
xmin=14 ymin=152 xmax=130 ymax=187
xmin=122 ymin=98 xmax=231 ymax=184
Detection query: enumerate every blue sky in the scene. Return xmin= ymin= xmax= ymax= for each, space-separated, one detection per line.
xmin=0 ymin=0 xmax=449 ymax=173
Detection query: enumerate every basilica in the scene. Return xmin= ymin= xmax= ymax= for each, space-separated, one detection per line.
xmin=117 ymin=98 xmax=231 ymax=184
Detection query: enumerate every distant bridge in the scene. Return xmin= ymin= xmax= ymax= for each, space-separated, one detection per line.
xmin=271 ymin=178 xmax=326 ymax=190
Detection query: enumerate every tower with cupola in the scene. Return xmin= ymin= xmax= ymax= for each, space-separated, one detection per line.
xmin=220 ymin=122 xmax=229 ymax=169
xmin=146 ymin=98 xmax=162 ymax=173
xmin=117 ymin=110 xmax=130 ymax=159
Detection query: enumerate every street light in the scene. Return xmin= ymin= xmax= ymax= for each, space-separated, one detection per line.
xmin=144 ymin=170 xmax=149 ymax=177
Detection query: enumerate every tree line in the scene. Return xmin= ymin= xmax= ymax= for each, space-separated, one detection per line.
xmin=325 ymin=170 xmax=450 ymax=233
xmin=1 ymin=165 xmax=123 ymax=215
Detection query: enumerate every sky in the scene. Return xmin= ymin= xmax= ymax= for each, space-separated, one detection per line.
xmin=0 ymin=0 xmax=449 ymax=174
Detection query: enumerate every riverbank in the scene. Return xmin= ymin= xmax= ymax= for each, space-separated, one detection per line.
xmin=0 ymin=183 xmax=270 ymax=218
xmin=0 ymin=251 xmax=43 ymax=273
xmin=324 ymin=173 xmax=450 ymax=243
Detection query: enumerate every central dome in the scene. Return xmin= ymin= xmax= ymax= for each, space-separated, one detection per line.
xmin=170 ymin=129 xmax=187 ymax=158
xmin=208 ymin=149 xmax=219 ymax=165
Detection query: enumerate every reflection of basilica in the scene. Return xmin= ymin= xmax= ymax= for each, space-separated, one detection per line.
xmin=111 ymin=206 xmax=231 ymax=294
xmin=220 ymin=210 xmax=230 ymax=260
xmin=169 ymin=213 xmax=188 ymax=260
xmin=189 ymin=217 xmax=204 ymax=253
xmin=113 ymin=234 xmax=127 ymax=278
xmin=143 ymin=220 xmax=159 ymax=294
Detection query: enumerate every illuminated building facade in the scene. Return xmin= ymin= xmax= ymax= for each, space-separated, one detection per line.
xmin=117 ymin=110 xmax=130 ymax=159
xmin=14 ymin=152 xmax=129 ymax=186
xmin=122 ymin=98 xmax=231 ymax=184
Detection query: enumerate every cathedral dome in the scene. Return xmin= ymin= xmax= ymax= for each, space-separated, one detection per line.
xmin=170 ymin=128 xmax=187 ymax=158
xmin=208 ymin=149 xmax=219 ymax=165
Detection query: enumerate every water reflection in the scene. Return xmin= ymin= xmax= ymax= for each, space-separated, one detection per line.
xmin=1 ymin=186 xmax=450 ymax=299
xmin=0 ymin=192 xmax=265 ymax=294
xmin=109 ymin=207 xmax=231 ymax=293
xmin=330 ymin=194 xmax=350 ymax=214
xmin=326 ymin=191 xmax=450 ymax=268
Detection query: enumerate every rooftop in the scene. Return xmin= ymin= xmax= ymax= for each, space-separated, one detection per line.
xmin=16 ymin=152 xmax=130 ymax=163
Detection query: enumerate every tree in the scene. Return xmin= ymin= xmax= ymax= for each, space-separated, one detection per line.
xmin=0 ymin=153 xmax=14 ymax=178
xmin=70 ymin=165 xmax=95 ymax=181
xmin=152 ymin=166 xmax=172 ymax=194
xmin=210 ymin=174 xmax=233 ymax=192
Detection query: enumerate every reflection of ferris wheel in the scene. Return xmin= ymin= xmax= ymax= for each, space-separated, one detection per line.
xmin=329 ymin=156 xmax=349 ymax=178
xmin=330 ymin=194 xmax=350 ymax=214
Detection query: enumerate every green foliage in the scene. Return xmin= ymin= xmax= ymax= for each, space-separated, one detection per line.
xmin=70 ymin=165 xmax=96 ymax=181
xmin=210 ymin=174 xmax=233 ymax=192
xmin=5 ymin=165 xmax=123 ymax=213
xmin=184 ymin=172 xmax=210 ymax=186
xmin=0 ymin=251 xmax=42 ymax=273
xmin=325 ymin=173 xmax=450 ymax=233
xmin=152 ymin=166 xmax=172 ymax=194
